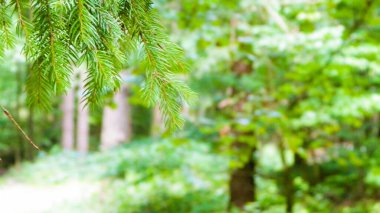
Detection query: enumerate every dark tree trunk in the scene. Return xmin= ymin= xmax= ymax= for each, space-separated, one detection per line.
xmin=284 ymin=167 xmax=294 ymax=213
xmin=279 ymin=139 xmax=294 ymax=213
xmin=229 ymin=147 xmax=256 ymax=209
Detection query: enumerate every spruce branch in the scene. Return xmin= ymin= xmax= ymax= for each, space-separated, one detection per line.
xmin=0 ymin=0 xmax=15 ymax=54
xmin=0 ymin=0 xmax=194 ymax=130
xmin=26 ymin=0 xmax=73 ymax=108
xmin=120 ymin=0 xmax=195 ymax=130
xmin=10 ymin=0 xmax=32 ymax=53
xmin=66 ymin=0 xmax=122 ymax=105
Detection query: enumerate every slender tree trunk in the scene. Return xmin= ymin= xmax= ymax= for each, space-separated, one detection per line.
xmin=101 ymin=85 xmax=131 ymax=151
xmin=77 ymin=101 xmax=89 ymax=153
xmin=229 ymin=146 xmax=256 ymax=209
xmin=77 ymin=69 xmax=89 ymax=153
xmin=151 ymin=106 xmax=163 ymax=137
xmin=61 ymin=88 xmax=75 ymax=151
xmin=26 ymin=107 xmax=34 ymax=160
xmin=283 ymin=168 xmax=294 ymax=213
xmin=279 ymin=138 xmax=294 ymax=213
xmin=14 ymin=64 xmax=23 ymax=164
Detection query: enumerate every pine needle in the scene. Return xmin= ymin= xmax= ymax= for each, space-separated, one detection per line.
xmin=1 ymin=105 xmax=39 ymax=150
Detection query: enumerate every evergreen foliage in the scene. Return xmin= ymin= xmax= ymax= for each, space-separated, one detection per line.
xmin=0 ymin=0 xmax=192 ymax=129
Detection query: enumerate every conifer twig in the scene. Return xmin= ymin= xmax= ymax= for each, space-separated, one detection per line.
xmin=1 ymin=105 xmax=39 ymax=150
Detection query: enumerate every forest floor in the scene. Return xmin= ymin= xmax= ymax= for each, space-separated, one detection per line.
xmin=0 ymin=152 xmax=117 ymax=213
xmin=0 ymin=140 xmax=228 ymax=213
xmin=0 ymin=179 xmax=102 ymax=213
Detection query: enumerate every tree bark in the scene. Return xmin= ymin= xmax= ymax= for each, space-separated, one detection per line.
xmin=151 ymin=106 xmax=164 ymax=137
xmin=61 ymin=87 xmax=75 ymax=151
xmin=77 ymin=69 xmax=89 ymax=153
xmin=100 ymin=85 xmax=131 ymax=151
xmin=26 ymin=107 xmax=35 ymax=160
xmin=279 ymin=138 xmax=294 ymax=213
xmin=15 ymin=64 xmax=23 ymax=164
xmin=229 ymin=146 xmax=256 ymax=209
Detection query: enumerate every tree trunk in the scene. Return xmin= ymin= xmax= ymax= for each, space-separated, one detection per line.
xmin=283 ymin=167 xmax=294 ymax=213
xmin=26 ymin=107 xmax=35 ymax=160
xmin=15 ymin=65 xmax=23 ymax=164
xmin=77 ymin=101 xmax=89 ymax=153
xmin=100 ymin=85 xmax=131 ymax=151
xmin=151 ymin=106 xmax=163 ymax=137
xmin=25 ymin=64 xmax=35 ymax=160
xmin=61 ymin=88 xmax=75 ymax=151
xmin=279 ymin=139 xmax=294 ymax=213
xmin=229 ymin=146 xmax=256 ymax=209
xmin=77 ymin=70 xmax=89 ymax=153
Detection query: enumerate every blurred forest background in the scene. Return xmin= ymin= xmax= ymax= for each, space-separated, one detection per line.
xmin=1 ymin=0 xmax=380 ymax=212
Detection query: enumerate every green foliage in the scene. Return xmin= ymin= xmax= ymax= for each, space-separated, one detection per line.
xmin=109 ymin=139 xmax=228 ymax=213
xmin=2 ymin=139 xmax=229 ymax=212
xmin=0 ymin=0 xmax=14 ymax=54
xmin=156 ymin=0 xmax=380 ymax=211
xmin=3 ymin=0 xmax=380 ymax=212
xmin=119 ymin=0 xmax=196 ymax=130
xmin=27 ymin=0 xmax=72 ymax=108
xmin=0 ymin=0 xmax=193 ymax=129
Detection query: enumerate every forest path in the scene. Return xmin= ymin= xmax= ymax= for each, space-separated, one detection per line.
xmin=0 ymin=152 xmax=120 ymax=213
xmin=0 ymin=180 xmax=103 ymax=213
